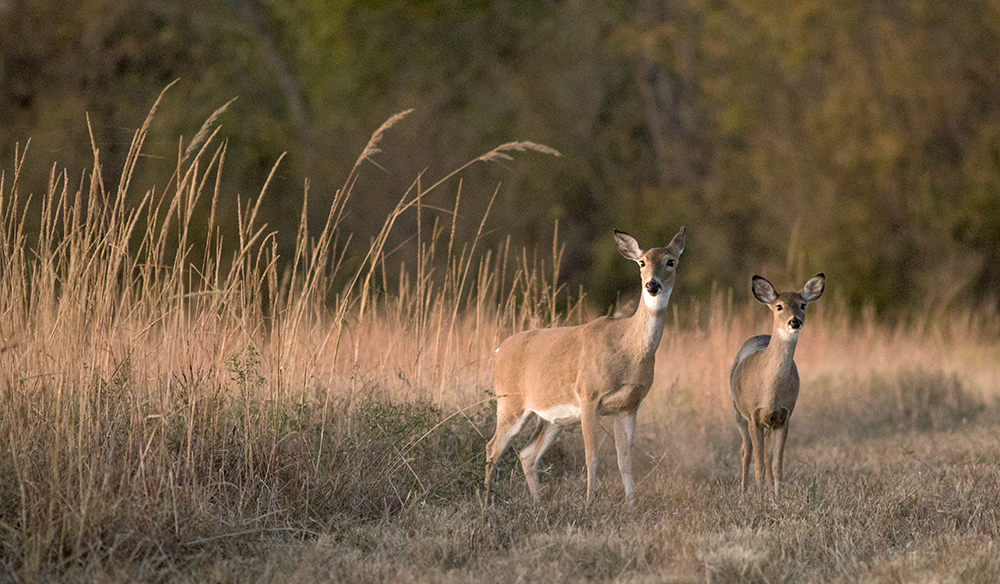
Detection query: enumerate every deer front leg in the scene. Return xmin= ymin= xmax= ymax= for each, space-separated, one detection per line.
xmin=614 ymin=410 xmax=637 ymax=508
xmin=580 ymin=401 xmax=600 ymax=506
xmin=763 ymin=428 xmax=774 ymax=492
xmin=771 ymin=421 xmax=789 ymax=498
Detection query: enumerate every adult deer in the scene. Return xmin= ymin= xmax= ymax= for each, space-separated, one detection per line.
xmin=484 ymin=227 xmax=685 ymax=507
xmin=730 ymin=273 xmax=825 ymax=497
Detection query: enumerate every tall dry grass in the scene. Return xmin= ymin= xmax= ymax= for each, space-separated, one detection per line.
xmin=0 ymin=93 xmax=570 ymax=577
xmin=1 ymin=90 xmax=999 ymax=582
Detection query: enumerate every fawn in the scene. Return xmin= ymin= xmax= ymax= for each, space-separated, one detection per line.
xmin=730 ymin=273 xmax=825 ymax=497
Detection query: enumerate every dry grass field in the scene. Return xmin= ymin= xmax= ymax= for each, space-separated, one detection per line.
xmin=1 ymin=103 xmax=999 ymax=583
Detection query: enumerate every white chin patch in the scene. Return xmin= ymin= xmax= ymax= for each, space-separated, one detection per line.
xmin=643 ymin=288 xmax=671 ymax=311
xmin=777 ymin=327 xmax=800 ymax=341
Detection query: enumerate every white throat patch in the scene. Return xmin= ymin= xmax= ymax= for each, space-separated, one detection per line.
xmin=643 ymin=287 xmax=672 ymax=312
xmin=777 ymin=327 xmax=800 ymax=341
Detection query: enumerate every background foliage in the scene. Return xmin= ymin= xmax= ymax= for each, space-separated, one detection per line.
xmin=3 ymin=0 xmax=999 ymax=313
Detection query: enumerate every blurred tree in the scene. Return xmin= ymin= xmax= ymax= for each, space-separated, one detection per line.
xmin=611 ymin=0 xmax=1000 ymax=312
xmin=2 ymin=0 xmax=999 ymax=314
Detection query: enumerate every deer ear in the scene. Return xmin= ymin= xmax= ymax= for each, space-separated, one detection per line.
xmin=751 ymin=275 xmax=777 ymax=305
xmin=801 ymin=273 xmax=825 ymax=303
xmin=614 ymin=230 xmax=644 ymax=262
xmin=667 ymin=226 xmax=685 ymax=256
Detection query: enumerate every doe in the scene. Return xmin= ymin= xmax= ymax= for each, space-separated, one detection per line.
xmin=484 ymin=227 xmax=686 ymax=507
xmin=730 ymin=273 xmax=825 ymax=497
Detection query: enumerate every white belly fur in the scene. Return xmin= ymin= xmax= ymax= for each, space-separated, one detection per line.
xmin=532 ymin=403 xmax=582 ymax=425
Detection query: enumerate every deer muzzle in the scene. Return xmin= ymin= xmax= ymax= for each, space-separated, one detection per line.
xmin=645 ymin=280 xmax=662 ymax=296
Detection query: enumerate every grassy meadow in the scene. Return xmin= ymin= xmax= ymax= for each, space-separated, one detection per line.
xmin=1 ymin=100 xmax=1000 ymax=583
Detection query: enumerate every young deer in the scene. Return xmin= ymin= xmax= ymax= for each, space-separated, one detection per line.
xmin=484 ymin=227 xmax=685 ymax=507
xmin=730 ymin=273 xmax=825 ymax=498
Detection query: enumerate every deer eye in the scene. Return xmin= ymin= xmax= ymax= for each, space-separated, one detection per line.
xmin=776 ymin=304 xmax=783 ymax=311
xmin=800 ymin=303 xmax=807 ymax=310
xmin=638 ymin=260 xmax=645 ymax=267
xmin=666 ymin=259 xmax=675 ymax=267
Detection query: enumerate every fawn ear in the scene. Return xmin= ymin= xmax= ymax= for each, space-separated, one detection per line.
xmin=667 ymin=226 xmax=685 ymax=256
xmin=801 ymin=273 xmax=825 ymax=303
xmin=614 ymin=230 xmax=644 ymax=263
xmin=751 ymin=275 xmax=777 ymax=305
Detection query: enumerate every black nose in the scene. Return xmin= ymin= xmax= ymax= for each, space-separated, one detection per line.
xmin=645 ymin=280 xmax=661 ymax=295
xmin=789 ymin=318 xmax=802 ymax=330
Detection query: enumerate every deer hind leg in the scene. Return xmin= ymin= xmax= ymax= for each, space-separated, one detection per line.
xmin=736 ymin=411 xmax=753 ymax=492
xmin=484 ymin=406 xmax=531 ymax=499
xmin=613 ymin=411 xmax=637 ymax=508
xmin=518 ymin=419 xmax=563 ymax=500
xmin=749 ymin=411 xmax=767 ymax=491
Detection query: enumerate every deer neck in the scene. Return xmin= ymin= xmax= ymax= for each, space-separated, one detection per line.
xmin=762 ymin=326 xmax=798 ymax=376
xmin=627 ymin=288 xmax=670 ymax=356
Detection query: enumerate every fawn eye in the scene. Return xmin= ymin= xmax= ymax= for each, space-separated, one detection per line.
xmin=666 ymin=259 xmax=675 ymax=267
